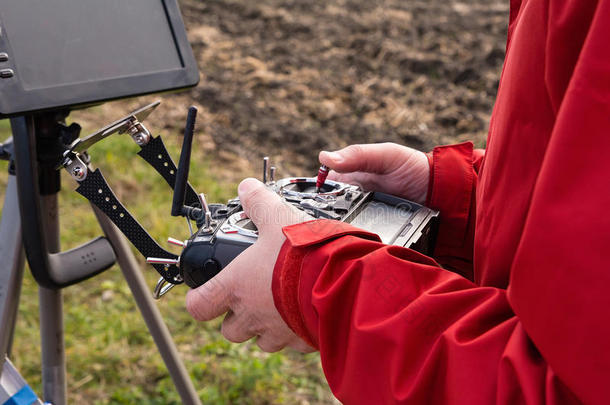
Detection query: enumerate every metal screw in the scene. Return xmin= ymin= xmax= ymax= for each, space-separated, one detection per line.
xmin=132 ymin=131 xmax=150 ymax=145
xmin=72 ymin=166 xmax=86 ymax=180
xmin=125 ymin=119 xmax=151 ymax=146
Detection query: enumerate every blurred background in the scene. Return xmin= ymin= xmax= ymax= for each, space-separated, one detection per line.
xmin=0 ymin=0 xmax=507 ymax=403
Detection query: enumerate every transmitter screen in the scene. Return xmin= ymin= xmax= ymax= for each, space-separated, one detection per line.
xmin=0 ymin=0 xmax=183 ymax=90
xmin=350 ymin=201 xmax=415 ymax=244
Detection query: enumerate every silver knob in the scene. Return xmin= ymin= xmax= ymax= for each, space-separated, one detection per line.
xmin=263 ymin=156 xmax=269 ymax=183
xmin=198 ymin=193 xmax=213 ymax=229
xmin=198 ymin=193 xmax=210 ymax=214
xmin=167 ymin=237 xmax=186 ymax=247
xmin=146 ymin=257 xmax=179 ymax=265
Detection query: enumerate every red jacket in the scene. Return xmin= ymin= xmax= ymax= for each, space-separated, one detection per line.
xmin=272 ymin=0 xmax=610 ymax=403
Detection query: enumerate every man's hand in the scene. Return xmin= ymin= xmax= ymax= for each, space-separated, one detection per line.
xmin=320 ymin=143 xmax=430 ymax=204
xmin=185 ymin=178 xmax=315 ymax=353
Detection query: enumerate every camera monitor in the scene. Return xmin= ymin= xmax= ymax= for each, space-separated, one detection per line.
xmin=0 ymin=0 xmax=199 ymax=117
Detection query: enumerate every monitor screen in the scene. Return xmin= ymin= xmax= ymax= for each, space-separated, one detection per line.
xmin=0 ymin=0 xmax=198 ymax=116
xmin=1 ymin=0 xmax=183 ymax=90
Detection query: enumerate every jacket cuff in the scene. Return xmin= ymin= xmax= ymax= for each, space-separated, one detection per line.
xmin=272 ymin=220 xmax=381 ymax=346
xmin=426 ymin=142 xmax=476 ymax=249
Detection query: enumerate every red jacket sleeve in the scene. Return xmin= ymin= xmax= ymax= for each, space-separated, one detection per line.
xmin=272 ymin=221 xmax=580 ymax=404
xmin=270 ymin=1 xmax=610 ymax=404
xmin=425 ymin=142 xmax=484 ymax=280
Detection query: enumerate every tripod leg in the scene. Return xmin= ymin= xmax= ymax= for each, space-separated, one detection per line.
xmin=39 ymin=288 xmax=66 ymax=404
xmin=39 ymin=195 xmax=67 ymax=405
xmin=5 ymin=249 xmax=25 ymax=358
xmin=0 ymin=175 xmax=26 ymax=363
xmin=91 ymin=204 xmax=202 ymax=405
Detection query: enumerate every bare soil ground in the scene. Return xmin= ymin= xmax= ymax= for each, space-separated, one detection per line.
xmin=79 ymin=0 xmax=508 ymax=180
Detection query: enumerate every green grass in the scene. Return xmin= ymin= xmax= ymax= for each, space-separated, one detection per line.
xmin=0 ymin=118 xmax=332 ymax=404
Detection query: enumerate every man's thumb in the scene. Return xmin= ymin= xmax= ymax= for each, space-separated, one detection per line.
xmin=237 ymin=178 xmax=283 ymax=230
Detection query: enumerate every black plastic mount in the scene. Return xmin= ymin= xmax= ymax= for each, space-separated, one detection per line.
xmin=11 ymin=114 xmax=116 ymax=289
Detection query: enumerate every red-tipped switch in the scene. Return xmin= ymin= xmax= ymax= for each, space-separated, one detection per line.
xmin=315 ymin=164 xmax=330 ymax=193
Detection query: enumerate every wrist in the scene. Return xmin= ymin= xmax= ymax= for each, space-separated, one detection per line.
xmin=399 ymin=150 xmax=430 ymax=204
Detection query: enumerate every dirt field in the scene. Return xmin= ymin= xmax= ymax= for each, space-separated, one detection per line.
xmin=80 ymin=0 xmax=508 ymax=179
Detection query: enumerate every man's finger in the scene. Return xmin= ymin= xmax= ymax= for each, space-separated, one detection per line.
xmin=319 ymin=143 xmax=404 ymax=174
xmin=327 ymin=170 xmax=382 ymax=191
xmin=186 ymin=270 xmax=234 ymax=321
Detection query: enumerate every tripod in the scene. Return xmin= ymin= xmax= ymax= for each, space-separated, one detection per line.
xmin=0 ymin=111 xmax=202 ymax=405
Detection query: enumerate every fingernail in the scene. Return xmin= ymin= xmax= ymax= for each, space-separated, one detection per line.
xmin=322 ymin=151 xmax=343 ymax=164
xmin=238 ymin=178 xmax=260 ymax=195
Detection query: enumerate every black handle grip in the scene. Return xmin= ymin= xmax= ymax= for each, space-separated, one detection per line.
xmin=12 ymin=116 xmax=115 ymax=289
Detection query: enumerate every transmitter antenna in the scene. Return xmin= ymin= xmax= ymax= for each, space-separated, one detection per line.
xmin=172 ymin=106 xmax=197 ymax=217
